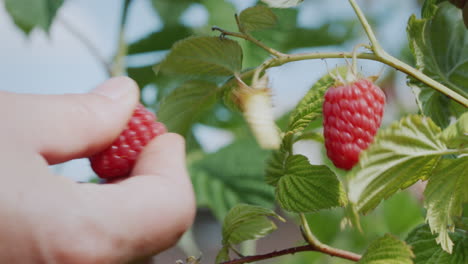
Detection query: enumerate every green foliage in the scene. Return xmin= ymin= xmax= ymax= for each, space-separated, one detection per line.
xmin=288 ymin=68 xmax=345 ymax=133
xmin=8 ymin=0 xmax=468 ymax=262
xmin=358 ymin=234 xmax=414 ymax=264
xmin=238 ymin=5 xmax=278 ymax=32
xmin=242 ymin=9 xmax=358 ymax=68
xmin=282 ymin=191 xmax=424 ymax=264
xmin=440 ymin=112 xmax=468 ymax=148
xmin=265 ymin=71 xmax=348 ymax=214
xmin=127 ymin=65 xmax=160 ymax=89
xmin=4 ymin=0 xmax=63 ymax=34
xmin=407 ymin=2 xmax=468 ymax=128
xmin=158 ymin=81 xmax=218 ymax=136
xmin=273 ymin=153 xmax=347 ymax=212
xmin=201 ymin=0 xmax=237 ymax=31
xmin=406 ymin=223 xmax=468 ymax=264
xmin=216 ymin=204 xmax=284 ymax=263
xmin=127 ymin=26 xmax=192 ymax=55
xmin=150 ymin=0 xmax=193 ymax=26
xmin=349 ymin=113 xmax=468 ymax=254
xmin=424 ymin=156 xmax=468 ymax=253
xmin=158 ymin=36 xmax=243 ymax=81
xmin=349 ymin=115 xmax=446 ymax=214
xmin=190 ymin=139 xmax=275 ymax=221
xmin=382 ymin=192 xmax=425 ymax=236
xmin=265 ymin=133 xmax=294 ymax=186
xmin=261 ymin=0 xmax=304 ymax=8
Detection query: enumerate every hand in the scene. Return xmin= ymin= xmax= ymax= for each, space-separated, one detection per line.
xmin=0 ymin=77 xmax=196 ymax=263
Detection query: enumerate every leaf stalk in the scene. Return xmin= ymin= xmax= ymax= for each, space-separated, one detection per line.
xmin=111 ymin=0 xmax=133 ymax=76
xmin=299 ymin=213 xmax=362 ymax=262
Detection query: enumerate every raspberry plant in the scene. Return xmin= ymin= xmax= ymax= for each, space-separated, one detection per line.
xmin=5 ymin=0 xmax=467 ymax=263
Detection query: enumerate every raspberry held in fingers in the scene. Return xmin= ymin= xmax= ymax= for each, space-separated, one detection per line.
xmin=90 ymin=104 xmax=167 ymax=179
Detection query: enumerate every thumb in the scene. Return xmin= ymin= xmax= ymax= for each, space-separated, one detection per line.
xmin=2 ymin=77 xmax=139 ymax=164
xmin=78 ymin=134 xmax=196 ymax=258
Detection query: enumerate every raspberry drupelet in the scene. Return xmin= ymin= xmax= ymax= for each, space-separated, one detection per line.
xmin=323 ymin=79 xmax=385 ymax=170
xmin=90 ymin=104 xmax=167 ymax=179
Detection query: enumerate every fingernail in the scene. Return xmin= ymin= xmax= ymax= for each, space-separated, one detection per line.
xmin=91 ymin=77 xmax=136 ymax=100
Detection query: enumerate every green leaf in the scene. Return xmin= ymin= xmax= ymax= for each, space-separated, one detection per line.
xmin=407 ymin=2 xmax=468 ymax=128
xmin=127 ymin=65 xmax=156 ymax=89
xmin=266 ymin=132 xmax=346 ymax=212
xmin=275 ymin=155 xmax=347 ymax=212
xmin=440 ymin=112 xmax=468 ymax=148
xmin=424 ymin=156 xmax=468 ymax=253
xmin=4 ymin=0 xmax=63 ymax=34
xmin=358 ymin=234 xmax=414 ymax=264
xmin=128 ymin=26 xmax=192 ymax=55
xmin=158 ymin=81 xmax=218 ymax=136
xmin=261 ymin=0 xmax=304 ymax=8
xmin=159 ymin=36 xmax=243 ymax=81
xmin=201 ymin=0 xmax=237 ymax=31
xmin=422 ymin=0 xmax=449 ymax=18
xmin=221 ymin=204 xmax=284 ymax=245
xmin=288 ymin=68 xmax=345 ymax=133
xmin=216 ymin=204 xmax=284 ymax=262
xmin=150 ymin=0 xmax=193 ymax=26
xmin=215 ymin=246 xmax=230 ymax=263
xmin=265 ymin=132 xmax=294 ymax=186
xmin=241 ymin=8 xmax=358 ymax=68
xmin=406 ymin=223 xmax=468 ymax=264
xmin=383 ymin=191 xmax=425 ymax=236
xmin=190 ymin=139 xmax=275 ymax=221
xmin=349 ymin=115 xmax=446 ymax=214
xmin=238 ymin=5 xmax=278 ymax=32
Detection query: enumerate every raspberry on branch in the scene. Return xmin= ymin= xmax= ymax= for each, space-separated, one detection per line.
xmin=323 ymin=77 xmax=385 ymax=170
xmin=89 ymin=104 xmax=167 ymax=179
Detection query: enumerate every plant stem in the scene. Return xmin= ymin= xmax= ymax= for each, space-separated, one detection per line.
xmin=177 ymin=229 xmax=200 ymax=257
xmin=58 ymin=16 xmax=112 ymax=76
xmin=347 ymin=0 xmax=383 ymax=54
xmin=222 ymin=0 xmax=468 ymax=106
xmin=378 ymin=54 xmax=468 ymax=106
xmin=240 ymin=240 xmax=256 ymax=258
xmin=347 ymin=0 xmax=468 ymax=107
xmin=111 ymin=0 xmax=133 ymax=76
xmin=300 ymin=213 xmax=361 ymax=262
xmin=219 ymin=225 xmax=361 ymax=264
xmin=220 ymin=245 xmax=315 ymax=264
xmin=212 ymin=27 xmax=285 ymax=58
xmin=352 ymin=43 xmax=371 ymax=76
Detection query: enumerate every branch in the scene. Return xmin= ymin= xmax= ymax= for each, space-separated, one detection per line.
xmin=300 ymin=213 xmax=361 ymax=262
xmin=218 ymin=0 xmax=468 ymax=107
xmin=347 ymin=0 xmax=383 ymax=55
xmin=217 ymin=213 xmax=361 ymax=264
xmin=220 ymin=245 xmax=314 ymax=264
xmin=212 ymin=26 xmax=285 ymax=58
xmin=347 ymin=0 xmax=468 ymax=107
xmin=58 ymin=16 xmax=112 ymax=76
xmin=111 ymin=0 xmax=133 ymax=76
xmin=220 ymin=240 xmax=361 ymax=264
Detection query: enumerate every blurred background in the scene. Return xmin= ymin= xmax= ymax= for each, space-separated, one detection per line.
xmin=0 ymin=0 xmax=427 ymax=263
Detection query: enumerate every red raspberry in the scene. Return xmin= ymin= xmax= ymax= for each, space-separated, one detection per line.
xmin=323 ymin=78 xmax=385 ymax=170
xmin=90 ymin=104 xmax=167 ymax=179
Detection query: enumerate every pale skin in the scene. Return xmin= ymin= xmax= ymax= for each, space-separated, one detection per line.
xmin=0 ymin=77 xmax=196 ymax=263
